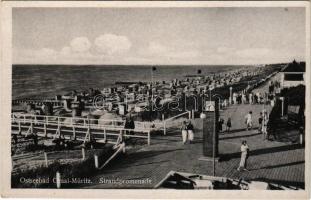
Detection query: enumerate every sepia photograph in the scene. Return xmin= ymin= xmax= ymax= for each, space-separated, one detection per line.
xmin=0 ymin=1 xmax=310 ymax=198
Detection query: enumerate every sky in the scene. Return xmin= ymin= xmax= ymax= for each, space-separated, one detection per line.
xmin=13 ymin=7 xmax=306 ymax=65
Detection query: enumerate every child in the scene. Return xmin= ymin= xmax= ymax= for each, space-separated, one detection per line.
xmin=226 ymin=117 xmax=232 ymax=132
xmin=218 ymin=118 xmax=224 ymax=132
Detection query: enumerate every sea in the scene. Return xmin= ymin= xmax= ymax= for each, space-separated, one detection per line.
xmin=12 ymin=65 xmax=245 ymax=99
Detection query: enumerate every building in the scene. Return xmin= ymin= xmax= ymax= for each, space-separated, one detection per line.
xmin=280 ymin=60 xmax=305 ymax=88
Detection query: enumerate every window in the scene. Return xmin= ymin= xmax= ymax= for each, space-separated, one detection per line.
xmin=284 ymin=73 xmax=304 ymax=81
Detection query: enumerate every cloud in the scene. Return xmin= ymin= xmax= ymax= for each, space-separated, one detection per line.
xmin=94 ymin=34 xmax=131 ymax=55
xmin=70 ymin=37 xmax=91 ymax=53
xmin=14 ymin=34 xmax=132 ymax=64
xmin=60 ymin=46 xmax=71 ymax=56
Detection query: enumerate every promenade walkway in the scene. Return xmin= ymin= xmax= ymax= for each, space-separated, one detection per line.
xmin=85 ymin=74 xmax=305 ymax=189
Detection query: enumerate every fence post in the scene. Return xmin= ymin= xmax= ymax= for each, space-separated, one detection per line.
xmin=56 ymin=171 xmax=61 ymax=189
xmin=122 ymin=142 xmax=126 ymax=153
xmin=57 ymin=117 xmax=61 ymax=138
xmin=72 ymin=126 xmax=76 ymax=140
xmin=148 ymin=131 xmax=151 ymax=145
xmin=104 ymin=128 xmax=107 ymax=143
xmin=188 ymin=111 xmax=191 ymax=119
xmin=82 ymin=147 xmax=85 ymax=160
xmin=120 ymin=129 xmax=123 ymax=141
xmin=44 ymin=123 xmax=47 ymax=137
xmin=299 ymin=128 xmax=303 ymax=145
xmin=18 ymin=121 xmax=21 ymax=134
xmin=162 ymin=114 xmax=165 ymax=121
xmin=30 ymin=121 xmax=34 ymax=134
xmin=94 ymin=154 xmax=99 ymax=169
xmin=163 ymin=121 xmax=166 ymax=136
xmin=44 ymin=152 xmax=48 ymax=167
xmin=192 ymin=109 xmax=195 ymax=119
xmin=280 ymin=97 xmax=284 ymax=117
xmin=88 ymin=125 xmax=91 ymax=142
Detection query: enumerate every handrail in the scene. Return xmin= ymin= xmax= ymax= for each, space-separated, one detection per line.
xmin=11 ymin=113 xmax=125 ymax=128
xmin=11 ymin=113 xmax=165 ymax=132
xmin=11 ymin=113 xmax=124 ymax=123
xmin=99 ymin=143 xmax=125 ymax=169
xmin=11 ymin=117 xmax=152 ymax=133
xmin=164 ymin=111 xmax=191 ymax=122
xmin=160 ymin=111 xmax=191 ymax=135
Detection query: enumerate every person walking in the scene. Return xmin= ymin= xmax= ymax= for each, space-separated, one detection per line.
xmin=249 ymin=93 xmax=253 ymax=104
xmin=226 ymin=117 xmax=232 ymax=132
xmin=270 ymin=95 xmax=275 ymax=107
xmin=187 ymin=120 xmax=194 ymax=144
xmin=258 ymin=112 xmax=263 ymax=134
xmin=262 ymin=111 xmax=269 ymax=140
xmin=245 ymin=111 xmax=253 ymax=131
xmin=242 ymin=93 xmax=246 ymax=104
xmin=124 ymin=116 xmax=135 ymax=136
xmin=181 ymin=121 xmax=188 ymax=144
xmin=237 ymin=140 xmax=250 ymax=171
xmin=233 ymin=92 xmax=237 ymax=104
xmin=218 ymin=118 xmax=224 ymax=132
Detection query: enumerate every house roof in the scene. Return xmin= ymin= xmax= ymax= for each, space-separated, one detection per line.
xmin=282 ymin=60 xmax=305 ymax=73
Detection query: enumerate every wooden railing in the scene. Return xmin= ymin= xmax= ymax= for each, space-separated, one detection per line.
xmin=162 ymin=111 xmax=191 ymax=135
xmin=11 ymin=114 xmax=153 ymax=145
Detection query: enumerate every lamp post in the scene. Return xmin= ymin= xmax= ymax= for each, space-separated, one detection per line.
xmin=212 ymin=95 xmax=221 ymax=177
xmin=199 ymin=97 xmax=219 ymax=177
xmin=229 ymin=86 xmax=233 ymax=105
xmin=280 ymin=97 xmax=284 ymax=116
xmin=151 ymin=67 xmax=156 ymax=111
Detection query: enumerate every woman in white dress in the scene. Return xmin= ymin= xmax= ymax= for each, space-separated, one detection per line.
xmin=187 ymin=121 xmax=194 ymax=144
xmin=237 ymin=140 xmax=249 ymax=171
xmin=233 ymin=92 xmax=237 ymax=104
xmin=245 ymin=111 xmax=253 ymax=130
xmin=181 ymin=121 xmax=188 ymax=144
xmin=262 ymin=111 xmax=269 ymax=140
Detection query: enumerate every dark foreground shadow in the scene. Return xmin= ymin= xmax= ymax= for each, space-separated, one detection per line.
xmin=251 ymin=160 xmax=305 ymax=170
xmin=101 ymin=148 xmax=185 ymax=173
xmin=246 ymin=177 xmax=305 ymax=189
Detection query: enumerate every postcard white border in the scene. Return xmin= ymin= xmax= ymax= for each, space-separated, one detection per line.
xmin=1 ymin=1 xmax=310 ymax=199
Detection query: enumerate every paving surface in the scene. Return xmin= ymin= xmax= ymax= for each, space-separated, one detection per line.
xmin=85 ymin=74 xmax=305 ymax=189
